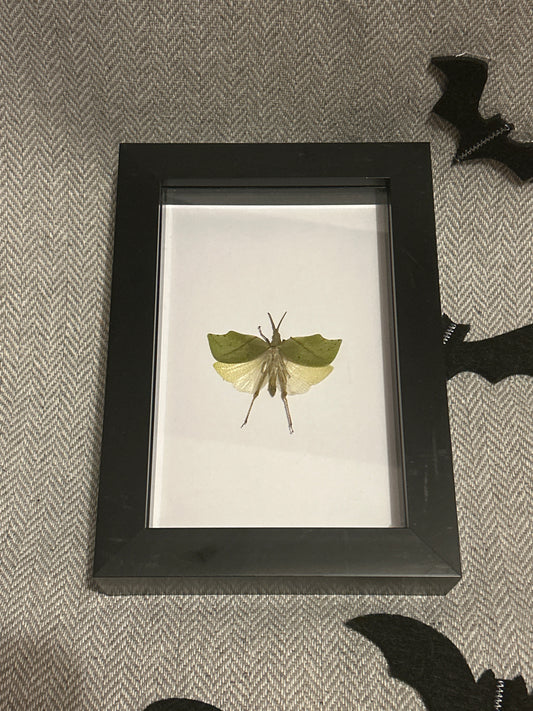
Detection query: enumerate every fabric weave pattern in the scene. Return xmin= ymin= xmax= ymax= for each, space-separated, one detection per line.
xmin=0 ymin=1 xmax=532 ymax=709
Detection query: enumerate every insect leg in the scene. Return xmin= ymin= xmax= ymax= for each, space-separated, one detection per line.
xmin=258 ymin=325 xmax=270 ymax=343
xmin=241 ymin=370 xmax=268 ymax=428
xmin=280 ymin=389 xmax=294 ymax=434
xmin=277 ymin=358 xmax=294 ymax=433
xmin=242 ymin=394 xmax=259 ymax=428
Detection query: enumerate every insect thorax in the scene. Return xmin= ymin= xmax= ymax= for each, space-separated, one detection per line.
xmin=262 ymin=348 xmax=288 ymax=397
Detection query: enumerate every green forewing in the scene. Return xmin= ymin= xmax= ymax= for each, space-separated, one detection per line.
xmin=280 ymin=334 xmax=342 ymax=366
xmin=208 ymin=331 xmax=269 ymax=363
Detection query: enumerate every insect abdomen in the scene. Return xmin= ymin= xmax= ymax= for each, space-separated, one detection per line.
xmin=268 ymin=372 xmax=277 ymax=397
xmin=266 ymin=348 xmax=287 ymax=397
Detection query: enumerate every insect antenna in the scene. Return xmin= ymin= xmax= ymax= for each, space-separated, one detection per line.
xmin=267 ymin=312 xmax=287 ymax=334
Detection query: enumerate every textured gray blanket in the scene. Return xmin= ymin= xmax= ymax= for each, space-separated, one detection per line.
xmin=0 ymin=1 xmax=531 ymax=709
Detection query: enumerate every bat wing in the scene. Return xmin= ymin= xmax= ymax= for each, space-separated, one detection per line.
xmin=347 ymin=614 xmax=483 ymax=711
xmin=285 ymin=361 xmax=333 ymax=395
xmin=213 ymin=356 xmax=266 ymax=393
xmin=443 ymin=314 xmax=533 ymax=383
xmin=143 ymin=700 xmax=223 ymax=711
xmin=475 ymin=135 xmax=533 ymax=181
xmin=431 ymin=55 xmax=487 ymax=131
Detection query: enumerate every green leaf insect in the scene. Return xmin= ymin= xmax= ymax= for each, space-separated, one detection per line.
xmin=208 ymin=313 xmax=342 ymax=433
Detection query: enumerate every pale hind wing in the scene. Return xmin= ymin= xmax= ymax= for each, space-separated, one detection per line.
xmin=285 ymin=361 xmax=333 ymax=395
xmin=213 ymin=356 xmax=267 ymax=394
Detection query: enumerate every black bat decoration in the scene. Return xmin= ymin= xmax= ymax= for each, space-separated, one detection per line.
xmin=442 ymin=313 xmax=533 ymax=382
xmin=431 ymin=54 xmax=533 ymax=180
xmin=143 ymin=700 xmax=223 ymax=711
xmin=347 ymin=614 xmax=533 ymax=711
xmin=142 ymin=613 xmax=533 ymax=711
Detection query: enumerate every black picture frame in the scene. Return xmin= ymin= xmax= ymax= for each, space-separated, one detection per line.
xmin=93 ymin=142 xmax=461 ymax=595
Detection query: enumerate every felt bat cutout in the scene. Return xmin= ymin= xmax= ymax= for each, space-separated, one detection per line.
xmin=143 ymin=699 xmax=223 ymax=711
xmin=347 ymin=614 xmax=533 ymax=711
xmin=208 ymin=313 xmax=341 ymax=433
xmin=431 ymin=54 xmax=533 ymax=180
xmin=442 ymin=313 xmax=533 ymax=382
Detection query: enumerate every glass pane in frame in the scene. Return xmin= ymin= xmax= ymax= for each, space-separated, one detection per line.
xmin=148 ymin=186 xmax=404 ymax=530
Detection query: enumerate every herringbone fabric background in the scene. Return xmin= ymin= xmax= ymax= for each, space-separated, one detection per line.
xmin=0 ymin=1 xmax=532 ymax=709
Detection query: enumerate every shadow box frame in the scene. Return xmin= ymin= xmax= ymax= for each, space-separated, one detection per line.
xmin=93 ymin=142 xmax=461 ymax=595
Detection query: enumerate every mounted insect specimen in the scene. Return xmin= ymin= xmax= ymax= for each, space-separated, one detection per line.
xmin=208 ymin=313 xmax=341 ymax=433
